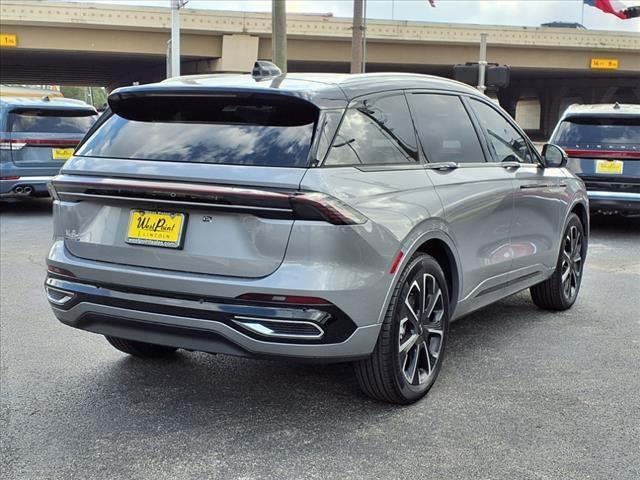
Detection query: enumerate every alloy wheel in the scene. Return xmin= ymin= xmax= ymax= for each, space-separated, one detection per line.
xmin=561 ymin=225 xmax=583 ymax=300
xmin=398 ymin=273 xmax=445 ymax=386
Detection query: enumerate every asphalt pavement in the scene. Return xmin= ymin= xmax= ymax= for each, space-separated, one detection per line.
xmin=1 ymin=199 xmax=639 ymax=480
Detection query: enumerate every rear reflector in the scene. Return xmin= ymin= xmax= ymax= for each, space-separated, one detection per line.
xmin=237 ymin=293 xmax=331 ymax=305
xmin=47 ymin=265 xmax=76 ymax=278
xmin=0 ymin=176 xmax=20 ymax=181
xmin=390 ymin=250 xmax=404 ymax=274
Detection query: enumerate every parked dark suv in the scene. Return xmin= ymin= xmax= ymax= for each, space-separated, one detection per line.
xmin=46 ymin=71 xmax=589 ymax=404
xmin=0 ymin=96 xmax=97 ymax=200
xmin=550 ymin=103 xmax=639 ymax=216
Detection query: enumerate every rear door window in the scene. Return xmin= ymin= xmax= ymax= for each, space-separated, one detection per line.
xmin=9 ymin=109 xmax=96 ymax=134
xmin=554 ymin=116 xmax=640 ymax=148
xmin=323 ymin=92 xmax=418 ymax=166
xmin=408 ymin=93 xmax=485 ymax=164
xmin=76 ymin=95 xmax=318 ymax=168
xmin=469 ymin=99 xmax=534 ymax=164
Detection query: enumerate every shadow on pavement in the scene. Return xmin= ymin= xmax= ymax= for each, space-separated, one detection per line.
xmin=590 ymin=214 xmax=640 ymax=234
xmin=79 ymin=292 xmax=538 ymax=423
xmin=0 ymin=198 xmax=52 ymax=216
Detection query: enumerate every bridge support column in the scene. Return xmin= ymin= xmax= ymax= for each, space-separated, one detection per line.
xmin=209 ymin=34 xmax=259 ymax=73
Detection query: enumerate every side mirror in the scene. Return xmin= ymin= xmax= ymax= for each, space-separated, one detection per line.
xmin=541 ymin=143 xmax=568 ymax=168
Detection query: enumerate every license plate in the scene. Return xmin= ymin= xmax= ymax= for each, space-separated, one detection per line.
xmin=52 ymin=148 xmax=74 ymax=160
xmin=595 ymin=160 xmax=623 ymax=175
xmin=126 ymin=210 xmax=186 ymax=249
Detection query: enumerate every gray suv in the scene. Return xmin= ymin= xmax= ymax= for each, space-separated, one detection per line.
xmin=46 ymin=72 xmax=589 ymax=404
xmin=1 ymin=96 xmax=97 ymax=200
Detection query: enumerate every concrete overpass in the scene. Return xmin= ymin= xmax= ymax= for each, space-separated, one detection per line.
xmin=1 ymin=0 xmax=638 ymax=135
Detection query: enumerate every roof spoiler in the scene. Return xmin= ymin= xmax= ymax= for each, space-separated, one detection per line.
xmin=107 ymin=87 xmax=318 ymax=126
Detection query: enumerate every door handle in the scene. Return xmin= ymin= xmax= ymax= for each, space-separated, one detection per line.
xmin=519 ymin=183 xmax=553 ymax=189
xmin=425 ymin=162 xmax=458 ymax=171
xmin=501 ymin=162 xmax=521 ymax=169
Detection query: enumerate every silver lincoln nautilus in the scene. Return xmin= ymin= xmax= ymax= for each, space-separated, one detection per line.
xmin=46 ymin=66 xmax=589 ymax=404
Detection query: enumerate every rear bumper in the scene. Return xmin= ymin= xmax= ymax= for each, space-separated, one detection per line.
xmin=45 ymin=275 xmax=379 ymax=361
xmin=587 ymin=191 xmax=640 ymax=214
xmin=0 ymin=175 xmax=54 ymax=197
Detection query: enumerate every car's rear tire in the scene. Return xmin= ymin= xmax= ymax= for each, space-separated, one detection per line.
xmin=354 ymin=253 xmax=450 ymax=404
xmin=105 ymin=336 xmax=178 ymax=358
xmin=530 ymin=213 xmax=586 ymax=311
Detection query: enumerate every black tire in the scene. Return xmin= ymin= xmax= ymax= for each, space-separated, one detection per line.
xmin=104 ymin=336 xmax=178 ymax=358
xmin=530 ymin=213 xmax=586 ymax=311
xmin=354 ymin=254 xmax=450 ymax=404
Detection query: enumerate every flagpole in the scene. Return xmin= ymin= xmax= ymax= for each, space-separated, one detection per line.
xmin=581 ymin=0 xmax=585 ymax=25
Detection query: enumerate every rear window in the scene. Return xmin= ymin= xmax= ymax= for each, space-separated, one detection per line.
xmin=9 ymin=109 xmax=97 ymax=134
xmin=554 ymin=116 xmax=640 ymax=146
xmin=76 ymin=95 xmax=318 ymax=167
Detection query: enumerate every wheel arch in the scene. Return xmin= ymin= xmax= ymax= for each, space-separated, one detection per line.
xmin=414 ymin=238 xmax=460 ymax=311
xmin=377 ymin=229 xmax=462 ymax=324
xmin=570 ymin=201 xmax=589 ymax=238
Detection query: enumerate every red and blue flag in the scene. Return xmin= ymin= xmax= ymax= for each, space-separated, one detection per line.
xmin=583 ymin=0 xmax=638 ymax=19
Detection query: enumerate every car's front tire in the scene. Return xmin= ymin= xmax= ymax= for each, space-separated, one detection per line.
xmin=530 ymin=213 xmax=586 ymax=311
xmin=105 ymin=336 xmax=178 ymax=358
xmin=354 ymin=254 xmax=450 ymax=404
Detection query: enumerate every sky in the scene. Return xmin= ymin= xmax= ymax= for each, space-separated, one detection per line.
xmin=75 ymin=0 xmax=640 ymax=32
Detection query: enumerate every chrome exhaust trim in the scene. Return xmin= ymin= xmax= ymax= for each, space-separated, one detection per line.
xmin=232 ymin=316 xmax=324 ymax=339
xmin=45 ymin=286 xmax=75 ymax=305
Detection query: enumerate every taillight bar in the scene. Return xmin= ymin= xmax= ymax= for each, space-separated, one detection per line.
xmin=565 ymin=149 xmax=640 ymax=159
xmin=0 ymin=138 xmax=80 ymax=150
xmin=50 ymin=175 xmax=368 ymax=225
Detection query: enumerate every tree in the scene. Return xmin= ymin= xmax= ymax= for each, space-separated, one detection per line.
xmin=60 ymin=86 xmax=107 ymax=107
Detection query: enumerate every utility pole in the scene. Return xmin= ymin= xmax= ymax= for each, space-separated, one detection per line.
xmin=477 ymin=33 xmax=488 ymax=94
xmin=351 ymin=0 xmax=364 ymax=74
xmin=170 ymin=0 xmax=183 ymax=78
xmin=272 ymin=0 xmax=287 ymax=73
xmin=362 ymin=0 xmax=367 ymax=73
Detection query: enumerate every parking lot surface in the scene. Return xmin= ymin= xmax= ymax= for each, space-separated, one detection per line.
xmin=1 ymin=199 xmax=639 ymax=480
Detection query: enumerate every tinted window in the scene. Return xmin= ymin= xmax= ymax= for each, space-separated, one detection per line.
xmin=554 ymin=116 xmax=640 ymax=147
xmin=324 ymin=93 xmax=418 ymax=166
xmin=76 ymin=99 xmax=317 ymax=167
xmin=470 ymin=99 xmax=533 ymax=163
xmin=9 ymin=109 xmax=96 ymax=134
xmin=409 ymin=94 xmax=484 ymax=164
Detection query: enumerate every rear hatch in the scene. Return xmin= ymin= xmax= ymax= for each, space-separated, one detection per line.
xmin=8 ymin=106 xmax=97 ymax=167
xmin=554 ymin=114 xmax=640 ymax=190
xmin=54 ymin=89 xmax=326 ymax=279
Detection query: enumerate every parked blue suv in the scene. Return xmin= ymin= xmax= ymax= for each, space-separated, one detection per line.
xmin=0 ymin=95 xmax=97 ymax=200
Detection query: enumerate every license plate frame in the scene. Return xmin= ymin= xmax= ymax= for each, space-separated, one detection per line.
xmin=51 ymin=148 xmax=75 ymax=160
xmin=595 ymin=159 xmax=623 ymax=175
xmin=126 ymin=210 xmax=187 ymax=249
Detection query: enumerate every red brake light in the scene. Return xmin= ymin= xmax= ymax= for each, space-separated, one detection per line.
xmin=0 ymin=176 xmax=21 ymax=181
xmin=290 ymin=192 xmax=367 ymax=225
